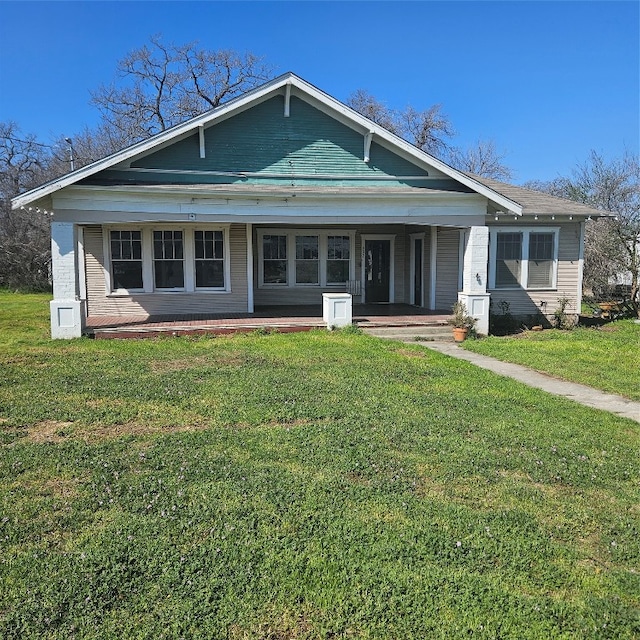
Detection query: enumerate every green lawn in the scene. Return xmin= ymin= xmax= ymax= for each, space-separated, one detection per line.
xmin=1 ymin=292 xmax=639 ymax=638
xmin=464 ymin=321 xmax=640 ymax=401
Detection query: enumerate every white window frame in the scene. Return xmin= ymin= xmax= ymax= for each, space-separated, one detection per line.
xmin=152 ymin=228 xmax=187 ymax=292
xmin=257 ymin=228 xmax=356 ymax=288
xmin=103 ymin=224 xmax=231 ymax=295
xmin=294 ymin=234 xmax=321 ymax=286
xmin=489 ymin=227 xmax=559 ymax=290
xmin=193 ymin=228 xmax=230 ymax=291
xmin=104 ymin=227 xmax=145 ymax=294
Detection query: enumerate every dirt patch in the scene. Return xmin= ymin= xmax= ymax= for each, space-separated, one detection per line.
xmin=229 ymin=610 xmax=314 ymax=640
xmin=22 ymin=419 xmax=212 ymax=444
xmin=149 ymin=353 xmax=247 ymax=372
xmin=72 ymin=421 xmax=211 ymax=443
xmin=29 ymin=475 xmax=84 ymax=500
xmin=397 ymin=348 xmax=428 ymax=358
xmin=345 ymin=471 xmax=371 ymax=486
xmin=25 ymin=421 xmax=75 ymax=444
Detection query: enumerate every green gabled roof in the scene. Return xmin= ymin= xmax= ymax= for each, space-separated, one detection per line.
xmin=12 ymin=72 xmax=522 ymax=214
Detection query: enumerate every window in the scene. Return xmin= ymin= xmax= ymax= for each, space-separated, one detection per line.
xmin=153 ymin=230 xmax=184 ymax=289
xmin=495 ymin=232 xmax=522 ymax=287
xmin=528 ymin=232 xmax=554 ymax=289
xmin=106 ymin=227 xmax=229 ymax=294
xmin=327 ymin=235 xmax=350 ymax=284
xmin=490 ymin=228 xmax=558 ymax=290
xmin=295 ymin=235 xmax=319 ymax=284
xmin=110 ymin=230 xmax=143 ymax=290
xmin=263 ymin=235 xmax=288 ymax=284
xmin=195 ymin=230 xmax=225 ymax=288
xmin=258 ymin=230 xmax=355 ymax=288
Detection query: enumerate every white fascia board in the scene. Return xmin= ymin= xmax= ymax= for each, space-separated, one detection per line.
xmin=13 ymin=71 xmax=522 ymax=216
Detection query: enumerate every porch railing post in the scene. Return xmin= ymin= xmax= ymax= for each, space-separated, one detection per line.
xmin=50 ymin=221 xmax=85 ymax=339
xmin=458 ymin=226 xmax=490 ymax=335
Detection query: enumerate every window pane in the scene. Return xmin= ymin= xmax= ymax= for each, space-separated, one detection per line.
xmin=196 ymin=260 xmax=224 ymax=288
xmin=153 ymin=230 xmax=185 ymax=288
xmin=112 ymin=261 xmax=143 ymax=290
xmin=154 ymin=260 xmax=184 ymax=289
xmin=263 ymin=235 xmax=287 ymax=260
xmin=296 ymin=236 xmax=318 ymax=260
xmin=264 ymin=259 xmax=288 ymax=284
xmin=296 ymin=260 xmax=319 ymax=284
xmin=528 ymin=233 xmax=554 ymax=288
xmin=327 ymin=260 xmax=349 ymax=284
xmin=194 ymin=231 xmax=225 ymax=288
xmin=495 ymin=232 xmax=522 ymax=287
xmin=328 ymin=236 xmax=350 ymax=260
xmin=110 ymin=230 xmax=143 ymax=290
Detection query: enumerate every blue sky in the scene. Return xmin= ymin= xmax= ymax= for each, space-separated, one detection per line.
xmin=0 ymin=0 xmax=638 ymax=183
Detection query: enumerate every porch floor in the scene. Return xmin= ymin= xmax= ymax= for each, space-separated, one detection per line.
xmin=86 ymin=305 xmax=451 ymax=339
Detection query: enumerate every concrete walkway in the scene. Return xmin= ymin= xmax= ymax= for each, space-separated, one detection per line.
xmin=418 ymin=341 xmax=640 ymax=424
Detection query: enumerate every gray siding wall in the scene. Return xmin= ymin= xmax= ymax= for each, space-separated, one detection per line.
xmin=435 ymin=228 xmax=461 ymax=310
xmin=488 ymin=222 xmax=582 ymax=317
xmin=83 ymin=224 xmax=249 ymax=316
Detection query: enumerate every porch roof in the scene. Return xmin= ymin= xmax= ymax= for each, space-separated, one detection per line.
xmin=469 ymin=174 xmax=613 ymax=218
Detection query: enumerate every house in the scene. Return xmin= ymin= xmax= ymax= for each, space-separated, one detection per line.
xmin=12 ymin=73 xmax=610 ymax=338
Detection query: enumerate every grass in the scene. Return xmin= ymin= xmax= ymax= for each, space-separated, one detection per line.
xmin=463 ymin=320 xmax=640 ymax=401
xmin=1 ymin=291 xmax=639 ymax=638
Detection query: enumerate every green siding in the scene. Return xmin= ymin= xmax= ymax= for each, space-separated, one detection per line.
xmin=124 ymin=96 xmax=431 ymax=187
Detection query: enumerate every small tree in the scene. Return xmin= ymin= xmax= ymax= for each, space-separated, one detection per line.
xmin=0 ymin=123 xmax=53 ymax=290
xmin=526 ymin=151 xmax=640 ymax=316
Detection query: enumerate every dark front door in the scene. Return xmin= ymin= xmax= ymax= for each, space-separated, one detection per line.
xmin=365 ymin=239 xmax=391 ymax=303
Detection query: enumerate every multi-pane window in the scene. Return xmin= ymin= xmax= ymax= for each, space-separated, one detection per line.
xmin=295 ymin=235 xmax=319 ymax=284
xmin=495 ymin=232 xmax=522 ymax=288
xmin=259 ymin=230 xmax=354 ymax=287
xmin=527 ymin=232 xmax=554 ymax=289
xmin=153 ymin=230 xmax=184 ymax=289
xmin=195 ymin=230 xmax=224 ymax=288
xmin=491 ymin=228 xmax=558 ymax=290
xmin=326 ymin=235 xmax=350 ymax=284
xmin=110 ymin=230 xmax=143 ymax=290
xmin=263 ymin=235 xmax=288 ymax=284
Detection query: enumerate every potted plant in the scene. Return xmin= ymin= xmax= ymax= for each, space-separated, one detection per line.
xmin=447 ymin=301 xmax=477 ymax=342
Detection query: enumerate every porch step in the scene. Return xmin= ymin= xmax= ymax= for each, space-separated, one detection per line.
xmin=360 ymin=324 xmax=454 ymax=342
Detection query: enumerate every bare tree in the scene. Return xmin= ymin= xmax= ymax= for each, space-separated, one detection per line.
xmin=445 ymin=139 xmax=513 ymax=181
xmin=0 ymin=123 xmax=53 ymax=290
xmin=91 ymin=36 xmax=273 ymax=143
xmin=402 ymin=104 xmax=454 ymax=157
xmin=526 ymin=151 xmax=640 ymax=315
xmin=346 ymin=90 xmax=454 ymax=155
xmin=346 ymin=89 xmax=400 ymax=135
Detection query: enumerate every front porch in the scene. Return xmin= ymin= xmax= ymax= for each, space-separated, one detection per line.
xmin=85 ymin=304 xmax=452 ymax=339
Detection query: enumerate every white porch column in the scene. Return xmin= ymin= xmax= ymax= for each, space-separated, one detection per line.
xmin=50 ymin=221 xmax=85 ymax=339
xmin=458 ymin=225 xmax=490 ymax=335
